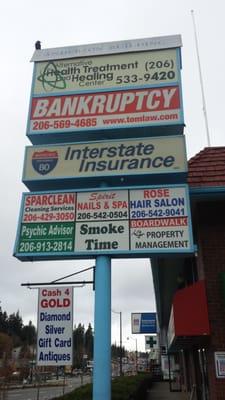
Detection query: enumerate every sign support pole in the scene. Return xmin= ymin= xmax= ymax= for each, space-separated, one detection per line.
xmin=93 ymin=255 xmax=111 ymax=400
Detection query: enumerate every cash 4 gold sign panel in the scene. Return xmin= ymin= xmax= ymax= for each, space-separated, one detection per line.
xmin=14 ymin=185 xmax=194 ymax=261
xmin=27 ymin=36 xmax=184 ymax=144
xmin=37 ymin=286 xmax=73 ymax=366
xmin=22 ymin=136 xmax=187 ymax=190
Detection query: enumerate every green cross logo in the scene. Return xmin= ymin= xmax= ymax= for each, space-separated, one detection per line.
xmin=146 ymin=336 xmax=157 ymax=348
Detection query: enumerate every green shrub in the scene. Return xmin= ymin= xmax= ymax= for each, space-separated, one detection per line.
xmin=52 ymin=382 xmax=92 ymax=400
xmin=51 ymin=373 xmax=151 ymax=400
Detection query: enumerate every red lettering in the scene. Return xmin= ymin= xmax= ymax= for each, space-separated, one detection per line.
xmin=31 ymin=87 xmax=179 ymax=120
xmin=40 ymin=298 xmax=70 ymax=308
xmin=143 ymin=189 xmax=169 ymax=198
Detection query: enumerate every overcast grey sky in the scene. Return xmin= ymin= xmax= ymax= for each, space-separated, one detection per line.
xmin=0 ymin=0 xmax=224 ymax=352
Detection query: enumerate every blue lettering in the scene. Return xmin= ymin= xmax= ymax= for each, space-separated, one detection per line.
xmin=130 ymin=200 xmax=152 ymax=208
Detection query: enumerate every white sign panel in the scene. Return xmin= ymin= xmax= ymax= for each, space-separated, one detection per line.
xmin=130 ymin=186 xmax=190 ymax=251
xmin=23 ymin=136 xmax=187 ymax=187
xmin=161 ymin=355 xmax=170 ymax=380
xmin=14 ymin=185 xmax=194 ymax=261
xmin=32 ymin=49 xmax=179 ymax=95
xmin=31 ymin=35 xmax=182 ymax=62
xmin=131 ymin=313 xmax=157 ymax=334
xmin=215 ymin=352 xmax=225 ymax=378
xmin=28 ymin=36 xmax=183 ymax=143
xmin=37 ymin=287 xmax=73 ymax=366
xmin=167 ymin=306 xmax=175 ymax=347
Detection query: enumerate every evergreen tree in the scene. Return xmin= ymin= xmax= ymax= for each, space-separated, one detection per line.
xmin=0 ymin=332 xmax=13 ymax=359
xmin=7 ymin=311 xmax=23 ymax=346
xmin=0 ymin=307 xmax=8 ymax=333
xmin=7 ymin=311 xmax=23 ymax=338
xmin=85 ymin=323 xmax=93 ymax=360
xmin=73 ymin=324 xmax=85 ymax=368
xmin=0 ymin=332 xmax=13 ymax=380
xmin=111 ymin=343 xmax=125 ymax=359
xmin=21 ymin=321 xmax=36 ymax=345
xmin=0 ymin=308 xmax=37 ymax=348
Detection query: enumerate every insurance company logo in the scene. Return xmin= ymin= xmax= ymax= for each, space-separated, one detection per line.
xmin=37 ymin=61 xmax=66 ymax=92
xmin=32 ymin=150 xmax=58 ymax=175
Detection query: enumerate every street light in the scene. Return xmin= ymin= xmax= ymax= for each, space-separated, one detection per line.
xmin=127 ymin=336 xmax=138 ymax=374
xmin=112 ymin=310 xmax=123 ymax=376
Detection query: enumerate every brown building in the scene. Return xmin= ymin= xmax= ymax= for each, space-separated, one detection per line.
xmin=152 ymin=146 xmax=225 ymax=400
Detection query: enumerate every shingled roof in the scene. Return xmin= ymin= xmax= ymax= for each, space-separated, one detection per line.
xmin=188 ymin=147 xmax=225 ymax=187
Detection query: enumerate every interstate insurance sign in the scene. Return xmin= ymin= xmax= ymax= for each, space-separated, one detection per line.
xmin=22 ymin=135 xmax=187 ymax=190
xmin=14 ymin=185 xmax=194 ymax=261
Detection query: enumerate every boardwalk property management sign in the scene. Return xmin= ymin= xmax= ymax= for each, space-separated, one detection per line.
xmin=14 ymin=185 xmax=194 ymax=261
xmin=37 ymin=286 xmax=73 ymax=366
xmin=27 ymin=36 xmax=183 ymax=143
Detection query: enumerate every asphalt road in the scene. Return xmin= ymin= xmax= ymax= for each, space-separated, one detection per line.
xmin=0 ymin=376 xmax=91 ymax=400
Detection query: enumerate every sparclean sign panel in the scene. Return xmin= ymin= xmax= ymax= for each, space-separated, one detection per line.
xmin=37 ymin=286 xmax=73 ymax=366
xmin=14 ymin=185 xmax=194 ymax=261
xmin=23 ymin=136 xmax=187 ymax=190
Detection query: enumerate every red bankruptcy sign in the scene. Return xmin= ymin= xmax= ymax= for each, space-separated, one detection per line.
xmin=29 ymin=86 xmax=181 ymax=135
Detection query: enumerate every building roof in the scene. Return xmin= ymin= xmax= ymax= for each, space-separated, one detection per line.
xmin=188 ymin=147 xmax=225 ymax=187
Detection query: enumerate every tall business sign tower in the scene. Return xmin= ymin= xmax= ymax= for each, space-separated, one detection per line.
xmin=14 ymin=35 xmax=193 ymax=400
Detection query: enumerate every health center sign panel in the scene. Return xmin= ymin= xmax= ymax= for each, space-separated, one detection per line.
xmin=14 ymin=185 xmax=194 ymax=261
xmin=27 ymin=37 xmax=183 ymax=143
xmin=32 ymin=48 xmax=180 ymax=95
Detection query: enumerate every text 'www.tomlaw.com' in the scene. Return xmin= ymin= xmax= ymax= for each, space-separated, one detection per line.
xmin=102 ymin=113 xmax=179 ymax=125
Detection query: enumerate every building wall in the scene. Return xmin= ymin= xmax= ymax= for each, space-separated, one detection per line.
xmin=196 ymin=200 xmax=225 ymax=400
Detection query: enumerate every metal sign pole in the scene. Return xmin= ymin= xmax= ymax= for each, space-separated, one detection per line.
xmin=93 ymin=255 xmax=111 ymax=400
